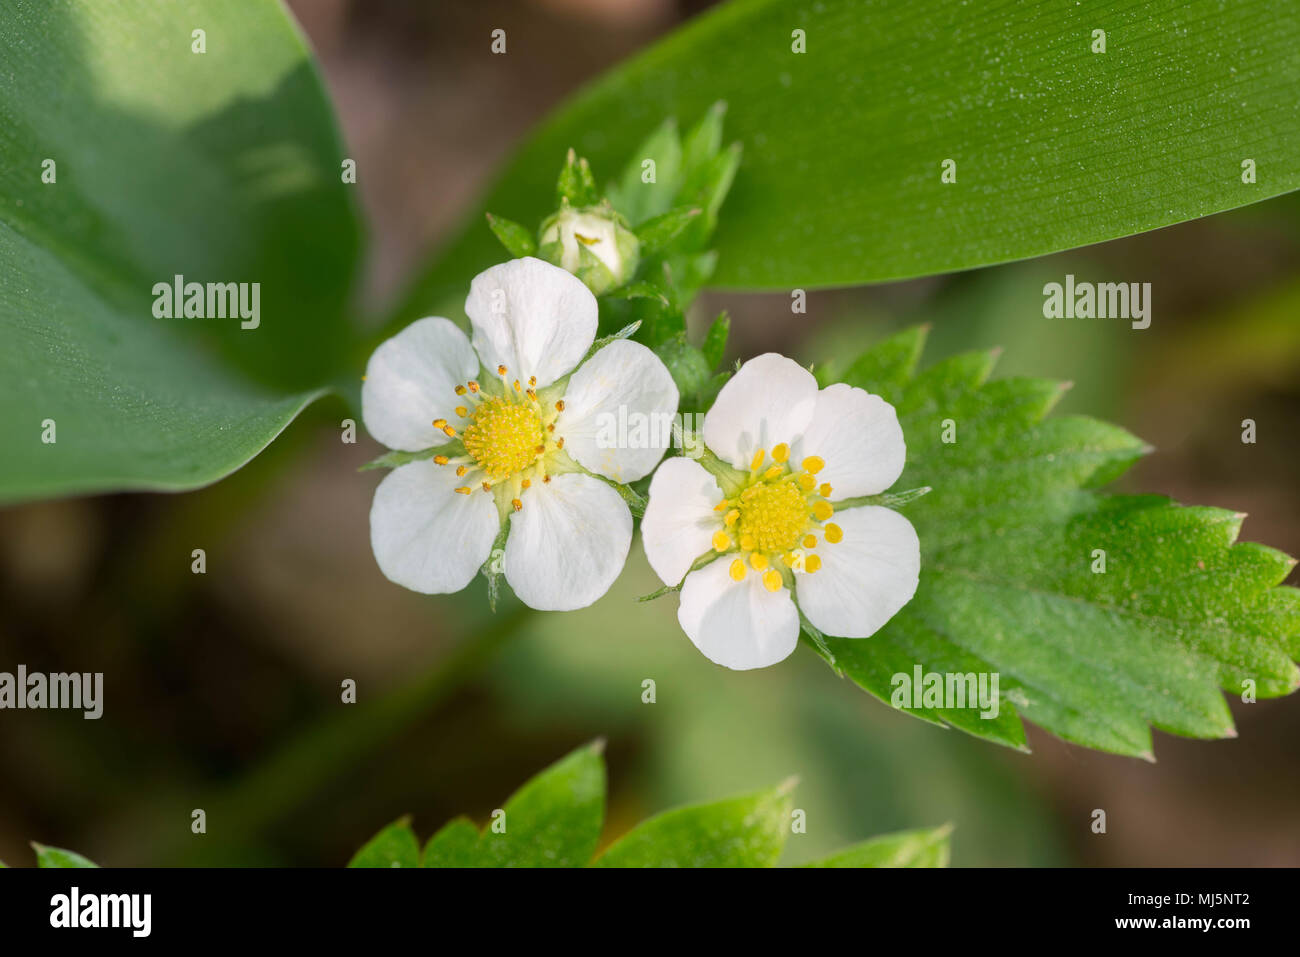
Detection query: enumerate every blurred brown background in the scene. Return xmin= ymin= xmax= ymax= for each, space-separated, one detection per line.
xmin=1 ymin=0 xmax=1297 ymax=867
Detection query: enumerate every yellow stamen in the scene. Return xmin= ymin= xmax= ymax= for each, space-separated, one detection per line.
xmin=797 ymin=473 xmax=817 ymax=492
xmin=521 ymin=478 xmax=531 ymax=489
xmin=455 ymin=384 xmax=467 ymax=396
xmin=712 ymin=530 xmax=731 ymax=552
xmin=819 ymin=483 xmax=832 ymax=498
xmin=442 ymin=426 xmax=457 ymax=438
xmin=454 ymin=486 xmax=471 ymax=495
xmin=750 ymin=448 xmax=766 ymax=472
xmin=455 ymin=466 xmax=467 ymax=477
xmin=455 ymin=406 xmax=468 ymax=418
xmin=739 ymin=534 xmax=757 ymax=552
xmin=555 ymin=399 xmax=565 ymax=412
xmin=511 ymin=498 xmax=522 ymax=512
xmin=432 ymin=418 xmax=447 ymax=429
xmin=803 ymin=534 xmax=817 ymax=549
xmin=763 ymin=466 xmax=783 ymax=480
xmin=749 ymin=553 xmax=769 ymax=572
xmin=724 ymin=509 xmax=740 ymax=527
xmin=762 ymin=569 xmax=783 ymax=592
xmin=771 ymin=443 xmax=789 ymax=463
xmin=497 ymin=365 xmax=508 ymax=376
xmin=812 ymin=500 xmax=834 ymax=521
xmin=824 ymin=522 xmax=843 ymax=544
xmin=467 ymin=380 xmax=480 ymax=393
xmin=729 ymin=558 xmax=746 ymax=582
xmin=804 ymin=554 xmax=822 ymax=574
xmin=802 ymin=456 xmax=825 ymax=474
xmin=433 ymin=455 xmax=449 ymax=465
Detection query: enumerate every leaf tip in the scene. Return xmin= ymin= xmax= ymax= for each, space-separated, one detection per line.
xmin=588 ymin=737 xmax=608 ymax=756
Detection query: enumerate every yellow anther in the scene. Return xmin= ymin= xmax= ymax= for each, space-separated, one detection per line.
xmin=455 ymin=384 xmax=467 ymax=396
xmin=511 ymin=498 xmax=523 ymax=512
xmin=521 ymin=478 xmax=531 ymax=489
xmin=455 ymin=406 xmax=468 ymax=418
xmin=771 ymin=443 xmax=789 ymax=463
xmin=763 ymin=466 xmax=783 ymax=480
xmin=432 ymin=418 xmax=447 ymax=429
xmin=433 ymin=455 xmax=449 ymax=465
xmin=803 ymin=534 xmax=817 ymax=549
xmin=529 ymin=376 xmax=537 ymax=387
xmin=724 ymin=509 xmax=740 ymax=526
xmin=442 ymin=426 xmax=457 ymax=438
xmin=467 ymin=380 xmax=480 ymax=393
xmin=555 ymin=399 xmax=565 ymax=412
xmin=714 ymin=501 xmax=729 ymax=512
xmin=729 ymin=559 xmax=746 ymax=582
xmin=797 ymin=473 xmax=817 ymax=491
xmin=802 ymin=456 xmax=825 ymax=474
xmin=497 ymin=364 xmax=508 ymax=376
xmin=824 ymin=522 xmax=843 ymax=544
xmin=749 ymin=553 xmax=769 ymax=572
xmin=513 ymin=380 xmax=522 ymax=393
xmin=556 ymin=437 xmax=565 ymax=449
xmin=526 ymin=389 xmax=537 ymax=401
xmin=762 ymin=569 xmax=783 ymax=592
xmin=812 ymin=500 xmax=834 ymax=521
xmin=819 ymin=483 xmax=832 ymax=498
xmin=712 ymin=530 xmax=731 ymax=552
xmin=455 ymin=466 xmax=467 ymax=477
xmin=740 ymin=534 xmax=757 ymax=552
xmin=750 ymin=448 xmax=766 ymax=472
xmin=804 ymin=554 xmax=822 ymax=574
xmin=454 ymin=486 xmax=472 ymax=495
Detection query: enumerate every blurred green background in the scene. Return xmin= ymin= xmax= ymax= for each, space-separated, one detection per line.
xmin=1 ymin=0 xmax=1297 ymax=867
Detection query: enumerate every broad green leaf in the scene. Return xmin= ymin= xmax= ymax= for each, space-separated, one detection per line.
xmin=475 ymin=740 xmax=606 ymax=867
xmin=421 ymin=817 xmax=482 ymax=868
xmin=593 ymin=781 xmax=793 ymax=867
xmin=33 ymin=843 xmax=99 ymax=868
xmin=347 ymin=817 xmax=421 ymax=868
xmin=802 ymin=825 xmax=952 ymax=868
xmin=0 ymin=0 xmax=360 ymax=502
xmin=825 ymin=327 xmax=1300 ymax=757
xmin=391 ymin=0 xmax=1300 ymax=320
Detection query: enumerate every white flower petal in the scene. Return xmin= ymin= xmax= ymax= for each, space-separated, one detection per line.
xmin=361 ymin=317 xmax=478 ymax=452
xmin=677 ymin=557 xmax=801 ymax=670
xmin=797 ymin=505 xmax=920 ymax=639
xmin=464 ymin=257 xmax=597 ymax=389
xmin=702 ymin=353 xmax=818 ymax=469
xmin=794 ymin=383 xmax=907 ymax=498
xmin=503 ymin=472 xmax=631 ymax=611
xmin=557 ymin=339 xmax=680 ymax=483
xmin=369 ymin=459 xmax=499 ymax=594
xmin=640 ymin=457 xmax=724 ymax=586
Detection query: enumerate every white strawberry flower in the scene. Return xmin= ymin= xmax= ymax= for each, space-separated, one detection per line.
xmin=363 ymin=257 xmax=678 ymax=611
xmin=641 ymin=353 xmax=920 ymax=670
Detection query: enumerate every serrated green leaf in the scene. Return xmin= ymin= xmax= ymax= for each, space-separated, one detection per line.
xmin=607 ymin=118 xmax=682 ymax=226
xmin=32 ymin=843 xmax=98 ymax=868
xmin=636 ymin=205 xmax=702 ymax=256
xmin=390 ymin=0 xmax=1300 ymax=322
xmin=825 ymin=328 xmax=1300 ymax=756
xmin=701 ymin=312 xmax=730 ymax=369
xmin=594 ymin=781 xmax=793 ymax=868
xmin=421 ymin=817 xmax=481 ymax=868
xmin=802 ymin=825 xmax=952 ymax=868
xmin=475 ymin=740 xmax=606 ymax=867
xmin=485 ymin=213 xmax=537 ymax=258
xmin=0 ymin=0 xmax=360 ymax=502
xmin=347 ymin=817 xmax=421 ymax=868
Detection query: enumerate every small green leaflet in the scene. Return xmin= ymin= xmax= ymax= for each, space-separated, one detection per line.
xmin=819 ymin=326 xmax=1300 ymax=757
xmin=349 ymin=742 xmax=950 ymax=868
xmin=32 ymin=843 xmax=99 ymax=868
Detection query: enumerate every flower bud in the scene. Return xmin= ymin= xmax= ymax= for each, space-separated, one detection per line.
xmin=539 ymin=204 xmax=639 ymax=294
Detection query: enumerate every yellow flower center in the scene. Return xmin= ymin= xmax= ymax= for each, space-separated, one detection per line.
xmin=711 ymin=443 xmax=841 ymax=591
xmin=735 ymin=480 xmax=809 ymax=553
xmin=461 ymin=396 xmax=544 ymax=480
xmin=429 ymin=365 xmax=567 ymax=514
